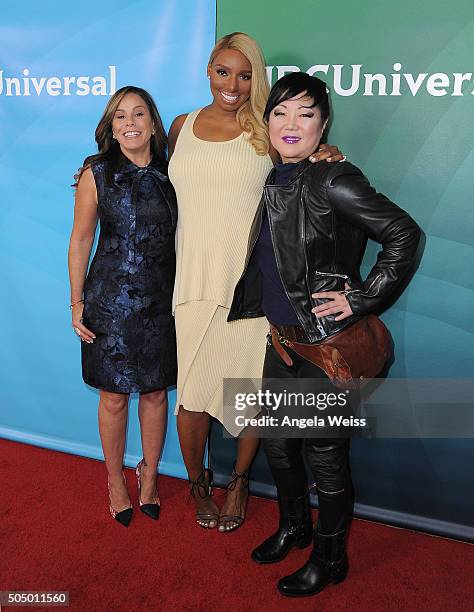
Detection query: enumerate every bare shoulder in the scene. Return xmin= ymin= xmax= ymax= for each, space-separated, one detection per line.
xmin=169 ymin=113 xmax=188 ymax=133
xmin=168 ymin=113 xmax=189 ymax=156
xmin=76 ymin=166 xmax=98 ymax=205
xmin=77 ymin=166 xmax=95 ymax=190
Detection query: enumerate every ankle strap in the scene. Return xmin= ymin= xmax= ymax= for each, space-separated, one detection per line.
xmin=227 ymin=466 xmax=249 ymax=491
xmin=188 ymin=468 xmax=213 ymax=499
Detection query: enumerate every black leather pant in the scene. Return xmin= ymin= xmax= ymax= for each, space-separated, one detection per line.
xmin=262 ymin=341 xmax=353 ymax=534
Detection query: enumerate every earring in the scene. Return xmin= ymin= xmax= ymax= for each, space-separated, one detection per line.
xmin=112 ymin=133 xmax=116 ymax=139
xmin=207 ymin=75 xmax=210 ymax=79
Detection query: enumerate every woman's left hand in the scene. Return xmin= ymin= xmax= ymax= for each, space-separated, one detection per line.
xmin=312 ymin=284 xmax=353 ymax=321
xmin=309 ymin=143 xmax=345 ymax=163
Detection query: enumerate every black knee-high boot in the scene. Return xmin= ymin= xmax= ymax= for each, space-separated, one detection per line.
xmin=277 ymin=439 xmax=352 ymax=596
xmin=252 ymin=491 xmax=313 ymax=564
xmin=253 ymin=437 xmax=313 ymax=564
xmin=277 ymin=525 xmax=348 ymax=597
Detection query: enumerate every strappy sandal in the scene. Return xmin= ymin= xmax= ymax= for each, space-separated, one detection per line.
xmin=218 ymin=465 xmax=249 ymax=533
xmin=188 ymin=468 xmax=219 ymax=529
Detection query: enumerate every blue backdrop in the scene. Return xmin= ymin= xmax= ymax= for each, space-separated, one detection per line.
xmin=1 ymin=0 xmax=473 ymax=541
xmin=0 ymin=0 xmax=216 ymax=478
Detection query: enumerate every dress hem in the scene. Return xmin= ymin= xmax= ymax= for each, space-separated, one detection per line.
xmin=82 ymin=377 xmax=176 ymax=395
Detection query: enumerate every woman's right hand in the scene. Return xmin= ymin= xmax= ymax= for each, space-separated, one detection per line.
xmin=71 ymin=302 xmax=96 ymax=343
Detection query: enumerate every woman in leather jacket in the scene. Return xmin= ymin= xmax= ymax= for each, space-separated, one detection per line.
xmin=228 ymin=72 xmax=421 ymax=597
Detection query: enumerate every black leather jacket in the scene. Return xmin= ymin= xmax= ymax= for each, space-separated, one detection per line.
xmin=228 ymin=159 xmax=421 ymax=342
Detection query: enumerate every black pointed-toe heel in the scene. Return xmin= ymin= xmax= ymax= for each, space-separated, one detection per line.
xmin=108 ymin=472 xmax=133 ymax=527
xmin=136 ymin=459 xmax=160 ymax=521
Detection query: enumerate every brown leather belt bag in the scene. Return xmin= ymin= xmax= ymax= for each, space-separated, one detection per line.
xmin=270 ymin=315 xmax=392 ymax=389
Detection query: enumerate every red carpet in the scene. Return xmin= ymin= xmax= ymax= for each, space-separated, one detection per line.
xmin=1 ymin=439 xmax=473 ymax=611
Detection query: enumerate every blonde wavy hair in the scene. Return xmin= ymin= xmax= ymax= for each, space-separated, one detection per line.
xmin=209 ymin=32 xmax=269 ymax=156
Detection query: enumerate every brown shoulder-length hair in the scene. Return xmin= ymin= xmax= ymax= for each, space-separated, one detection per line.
xmin=74 ymin=85 xmax=167 ymax=186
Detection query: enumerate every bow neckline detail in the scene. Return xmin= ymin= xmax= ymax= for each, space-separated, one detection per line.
xmin=113 ymin=155 xmax=168 ymax=185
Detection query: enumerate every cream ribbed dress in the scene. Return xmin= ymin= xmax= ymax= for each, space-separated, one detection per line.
xmin=168 ymin=109 xmax=273 ymax=436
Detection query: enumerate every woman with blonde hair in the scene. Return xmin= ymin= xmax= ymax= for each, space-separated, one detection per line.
xmin=168 ymin=32 xmax=343 ymax=532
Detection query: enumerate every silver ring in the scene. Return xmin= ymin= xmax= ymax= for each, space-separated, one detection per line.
xmin=74 ymin=327 xmax=81 ymax=335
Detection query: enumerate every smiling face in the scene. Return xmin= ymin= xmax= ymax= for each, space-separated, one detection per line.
xmin=111 ymin=92 xmax=154 ymax=156
xmin=268 ymin=92 xmax=328 ymax=163
xmin=207 ymin=48 xmax=252 ymax=112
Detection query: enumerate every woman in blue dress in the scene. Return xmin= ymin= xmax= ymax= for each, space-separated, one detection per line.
xmin=68 ymin=86 xmax=177 ymax=526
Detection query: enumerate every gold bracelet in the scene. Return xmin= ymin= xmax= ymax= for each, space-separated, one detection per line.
xmin=69 ymin=299 xmax=84 ymax=309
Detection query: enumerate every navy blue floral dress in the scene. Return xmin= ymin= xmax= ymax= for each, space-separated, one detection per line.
xmin=81 ymin=155 xmax=177 ymax=393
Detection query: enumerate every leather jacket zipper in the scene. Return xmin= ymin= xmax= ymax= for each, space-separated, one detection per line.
xmin=348 ymin=271 xmax=383 ymax=296
xmin=314 ymin=270 xmax=351 ymax=284
xmin=301 ymin=185 xmax=327 ymax=338
xmin=314 ymin=270 xmax=353 ymax=294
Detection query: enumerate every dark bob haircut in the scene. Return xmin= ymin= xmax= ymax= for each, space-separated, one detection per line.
xmin=263 ymin=72 xmax=330 ymax=125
